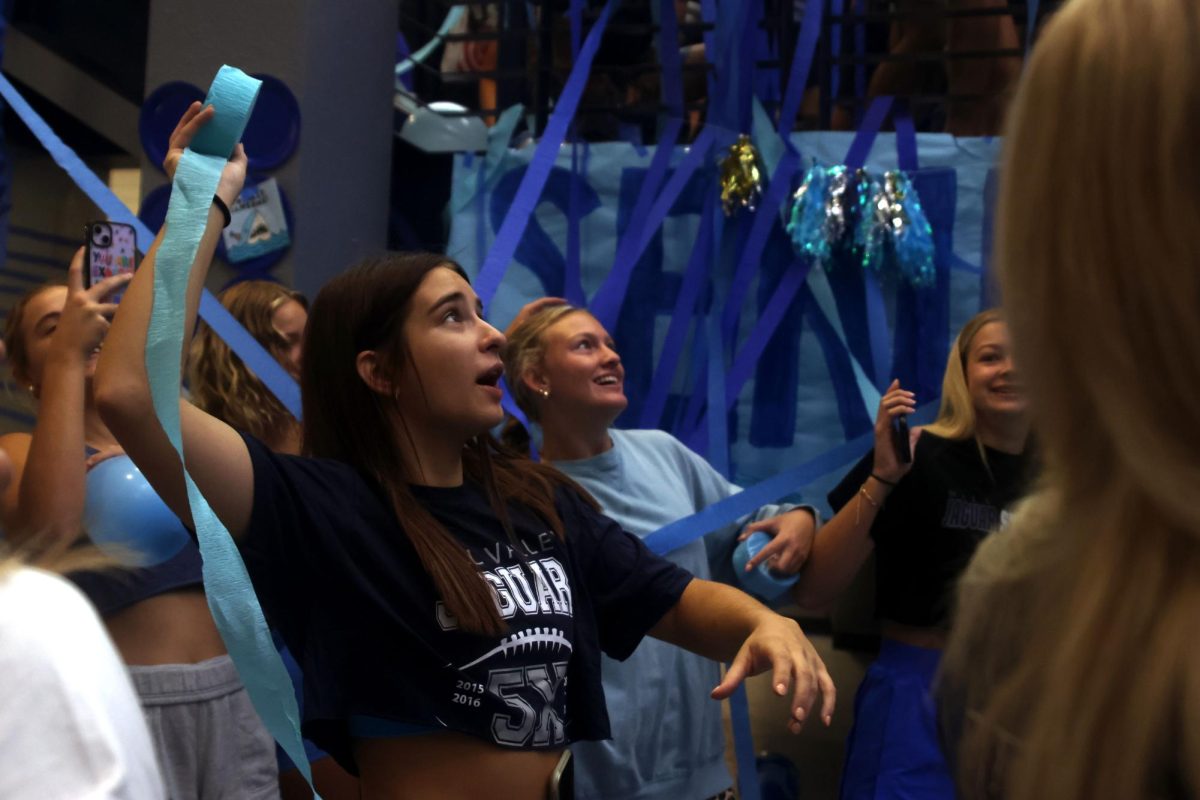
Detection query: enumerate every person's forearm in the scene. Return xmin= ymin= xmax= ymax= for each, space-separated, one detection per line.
xmin=10 ymin=353 xmax=88 ymax=545
xmin=651 ymin=578 xmax=778 ymax=662
xmin=791 ymin=476 xmax=891 ymax=611
xmin=97 ymin=204 xmax=226 ymax=415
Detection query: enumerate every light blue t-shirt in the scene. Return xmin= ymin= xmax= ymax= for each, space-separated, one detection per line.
xmin=552 ymin=428 xmax=810 ymax=800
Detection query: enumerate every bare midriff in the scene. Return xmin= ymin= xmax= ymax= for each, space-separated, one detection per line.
xmin=880 ymin=620 xmax=947 ymax=650
xmin=354 ymin=733 xmax=562 ymax=800
xmin=104 ymin=589 xmax=227 ymax=665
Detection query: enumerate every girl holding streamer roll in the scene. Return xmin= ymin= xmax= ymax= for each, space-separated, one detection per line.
xmin=96 ymin=101 xmax=835 ymax=800
xmin=501 ymin=299 xmax=823 ymax=800
xmin=0 ymin=249 xmax=280 ymax=798
xmin=790 ymin=309 xmax=1034 ymax=800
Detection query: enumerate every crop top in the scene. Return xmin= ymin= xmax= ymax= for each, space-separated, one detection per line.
xmin=238 ymin=434 xmax=694 ymax=773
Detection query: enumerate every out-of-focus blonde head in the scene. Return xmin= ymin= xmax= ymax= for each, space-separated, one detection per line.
xmin=943 ymin=1 xmax=1200 ymax=797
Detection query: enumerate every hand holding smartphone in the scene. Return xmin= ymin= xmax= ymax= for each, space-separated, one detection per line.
xmin=84 ymin=221 xmax=138 ymax=302
xmin=892 ymin=414 xmax=912 ymax=464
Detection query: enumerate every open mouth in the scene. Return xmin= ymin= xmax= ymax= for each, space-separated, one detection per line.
xmin=476 ymin=364 xmax=503 ymax=388
xmin=593 ymin=374 xmax=621 ymax=386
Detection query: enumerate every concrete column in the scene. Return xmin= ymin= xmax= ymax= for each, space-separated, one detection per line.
xmin=142 ymin=0 xmax=395 ymax=299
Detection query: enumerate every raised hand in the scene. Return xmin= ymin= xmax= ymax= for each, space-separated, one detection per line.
xmin=871 ymin=379 xmax=920 ymax=484
xmin=162 ymin=101 xmax=248 ymax=206
xmin=51 ymin=247 xmax=131 ymax=364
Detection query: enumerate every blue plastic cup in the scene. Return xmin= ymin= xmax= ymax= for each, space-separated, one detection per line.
xmin=732 ymin=530 xmax=798 ymax=601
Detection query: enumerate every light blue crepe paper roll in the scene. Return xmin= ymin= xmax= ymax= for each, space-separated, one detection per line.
xmin=189 ymin=65 xmax=260 ymax=158
xmin=148 ymin=65 xmax=318 ymax=796
xmin=732 ymin=531 xmax=799 ymax=601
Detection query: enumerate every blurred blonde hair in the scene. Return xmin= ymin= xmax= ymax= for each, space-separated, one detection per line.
xmin=501 ymin=303 xmax=588 ymax=423
xmin=941 ymin=1 xmax=1200 ymax=797
xmin=923 ymin=308 xmax=1005 ymax=441
xmin=188 ymin=281 xmax=305 ymax=447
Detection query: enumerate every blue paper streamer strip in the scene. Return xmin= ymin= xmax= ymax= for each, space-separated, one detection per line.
xmin=144 ymin=66 xmax=318 ymax=795
xmin=475 ymin=0 xmax=619 ymax=308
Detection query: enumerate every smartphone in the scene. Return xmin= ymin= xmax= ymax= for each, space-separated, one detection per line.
xmin=547 ymin=750 xmax=573 ymax=800
xmin=892 ymin=414 xmax=912 ymax=464
xmin=84 ymin=221 xmax=138 ymax=301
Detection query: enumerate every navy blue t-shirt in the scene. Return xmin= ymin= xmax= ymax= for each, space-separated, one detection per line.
xmin=239 ymin=434 xmax=693 ymax=773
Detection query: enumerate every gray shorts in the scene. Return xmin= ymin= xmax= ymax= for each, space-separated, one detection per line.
xmin=130 ymin=655 xmax=280 ymax=800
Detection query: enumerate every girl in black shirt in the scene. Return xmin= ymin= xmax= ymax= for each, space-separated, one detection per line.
xmin=791 ymin=309 xmax=1033 ymax=800
xmin=96 ymin=102 xmax=835 ymax=799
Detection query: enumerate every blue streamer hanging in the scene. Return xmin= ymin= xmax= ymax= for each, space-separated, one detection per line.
xmin=475 ymin=0 xmax=619 ymax=308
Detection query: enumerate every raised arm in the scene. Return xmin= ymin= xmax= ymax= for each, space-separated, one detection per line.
xmin=650 ymin=577 xmax=836 ymax=731
xmin=0 ymin=252 xmax=130 ymax=550
xmin=94 ymin=102 xmax=254 ymax=538
xmin=791 ymin=379 xmax=918 ymax=612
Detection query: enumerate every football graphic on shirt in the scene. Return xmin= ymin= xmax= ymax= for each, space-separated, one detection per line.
xmin=460 ymin=626 xmax=573 ymax=670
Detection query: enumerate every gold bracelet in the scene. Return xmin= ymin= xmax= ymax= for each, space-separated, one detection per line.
xmin=855 ymin=483 xmax=881 ymax=524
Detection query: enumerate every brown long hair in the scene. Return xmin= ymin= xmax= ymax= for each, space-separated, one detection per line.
xmin=302 ymin=253 xmax=597 ymax=636
xmin=188 ymin=280 xmax=305 ymax=448
xmin=940 ymin=0 xmax=1200 ymax=797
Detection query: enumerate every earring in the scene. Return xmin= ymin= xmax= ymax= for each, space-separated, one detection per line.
xmin=539 ymin=387 xmax=551 ymax=399
xmin=26 ymin=385 xmax=34 ymax=394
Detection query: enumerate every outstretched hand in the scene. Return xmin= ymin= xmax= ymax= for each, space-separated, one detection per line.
xmin=162 ymin=101 xmax=247 ymax=206
xmin=711 ymin=615 xmax=836 ymax=733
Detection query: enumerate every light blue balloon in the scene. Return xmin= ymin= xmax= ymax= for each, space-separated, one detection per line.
xmin=83 ymin=455 xmax=190 ymax=565
xmin=731 ymin=530 xmax=799 ymax=602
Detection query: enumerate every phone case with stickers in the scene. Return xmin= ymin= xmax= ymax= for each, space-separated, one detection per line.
xmin=84 ymin=221 xmax=138 ymax=301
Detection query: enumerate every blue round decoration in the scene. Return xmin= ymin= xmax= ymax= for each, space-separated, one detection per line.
xmin=241 ymin=74 xmax=301 ymax=171
xmin=83 ymin=455 xmax=190 ymax=566
xmin=139 ymin=81 xmax=205 ymax=174
xmin=731 ymin=531 xmax=798 ymax=601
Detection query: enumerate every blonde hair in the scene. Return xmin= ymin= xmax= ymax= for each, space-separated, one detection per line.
xmin=187 ymin=281 xmax=305 ymax=447
xmin=941 ymin=1 xmax=1200 ymax=797
xmin=923 ymin=308 xmax=1005 ymax=441
xmin=500 ymin=303 xmax=588 ymax=422
xmin=4 ymin=282 xmax=67 ymax=387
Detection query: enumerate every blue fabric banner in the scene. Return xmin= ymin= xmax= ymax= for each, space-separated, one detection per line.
xmin=451 ymin=132 xmax=1000 ymax=504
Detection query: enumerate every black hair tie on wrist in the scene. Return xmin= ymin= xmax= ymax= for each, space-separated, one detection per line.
xmin=212 ymin=195 xmax=232 ymax=228
xmin=870 ymin=472 xmax=898 ymax=487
